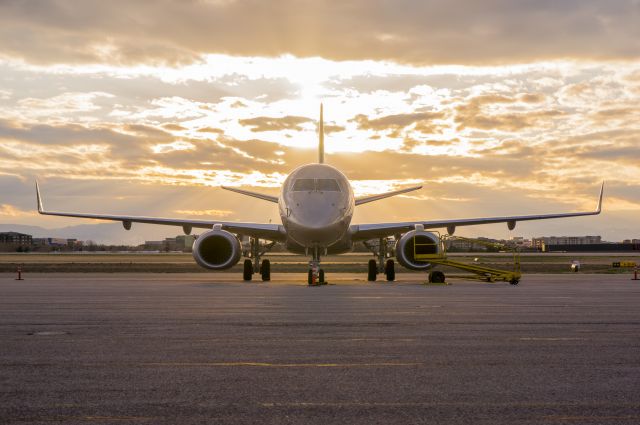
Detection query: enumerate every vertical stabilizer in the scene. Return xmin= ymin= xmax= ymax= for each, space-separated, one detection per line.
xmin=318 ymin=103 xmax=324 ymax=164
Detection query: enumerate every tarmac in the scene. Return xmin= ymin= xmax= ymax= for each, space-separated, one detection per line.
xmin=1 ymin=272 xmax=640 ymax=424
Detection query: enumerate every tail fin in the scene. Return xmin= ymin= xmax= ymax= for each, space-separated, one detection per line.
xmin=318 ymin=103 xmax=324 ymax=164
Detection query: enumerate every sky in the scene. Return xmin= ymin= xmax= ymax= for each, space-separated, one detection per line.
xmin=1 ymin=0 xmax=639 ymax=244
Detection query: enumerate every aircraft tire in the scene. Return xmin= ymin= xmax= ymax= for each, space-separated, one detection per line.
xmin=319 ymin=269 xmax=325 ymax=283
xmin=243 ymin=259 xmax=252 ymax=281
xmin=261 ymin=259 xmax=271 ymax=281
xmin=429 ymin=270 xmax=445 ymax=283
xmin=385 ymin=259 xmax=395 ymax=281
xmin=307 ymin=270 xmax=313 ymax=285
xmin=367 ymin=259 xmax=377 ymax=281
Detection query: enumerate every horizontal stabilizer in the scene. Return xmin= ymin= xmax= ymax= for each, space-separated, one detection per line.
xmin=355 ymin=185 xmax=422 ymax=206
xmin=221 ymin=186 xmax=279 ymax=203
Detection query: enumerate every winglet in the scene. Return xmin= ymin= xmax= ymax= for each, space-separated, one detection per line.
xmin=35 ymin=180 xmax=44 ymax=213
xmin=318 ymin=103 xmax=324 ymax=164
xmin=596 ymin=181 xmax=604 ymax=213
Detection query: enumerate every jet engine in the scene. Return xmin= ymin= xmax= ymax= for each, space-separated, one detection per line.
xmin=192 ymin=229 xmax=242 ymax=270
xmin=395 ymin=230 xmax=441 ymax=270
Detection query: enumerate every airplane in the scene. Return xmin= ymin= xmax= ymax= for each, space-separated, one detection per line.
xmin=35 ymin=105 xmax=604 ymax=285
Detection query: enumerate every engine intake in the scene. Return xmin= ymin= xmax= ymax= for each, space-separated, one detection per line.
xmin=192 ymin=229 xmax=241 ymax=270
xmin=395 ymin=230 xmax=441 ymax=270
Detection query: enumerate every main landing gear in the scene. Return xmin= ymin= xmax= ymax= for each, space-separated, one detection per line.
xmin=364 ymin=237 xmax=396 ymax=282
xmin=243 ymin=237 xmax=275 ymax=282
xmin=427 ymin=270 xmax=445 ymax=284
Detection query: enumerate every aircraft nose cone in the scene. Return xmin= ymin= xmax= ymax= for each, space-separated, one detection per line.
xmin=287 ymin=197 xmax=347 ymax=245
xmin=290 ymin=199 xmax=342 ymax=227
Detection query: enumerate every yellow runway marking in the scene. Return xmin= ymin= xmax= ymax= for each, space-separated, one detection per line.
xmin=260 ymin=402 xmax=433 ymax=407
xmin=543 ymin=415 xmax=640 ymax=422
xmin=146 ymin=361 xmax=421 ymax=368
xmin=52 ymin=416 xmax=156 ymax=422
xmin=519 ymin=337 xmax=584 ymax=341
xmin=259 ymin=402 xmax=640 ymax=411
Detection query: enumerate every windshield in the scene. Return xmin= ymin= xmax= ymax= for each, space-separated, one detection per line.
xmin=316 ymin=179 xmax=340 ymax=191
xmin=292 ymin=178 xmax=341 ymax=192
xmin=292 ymin=179 xmax=315 ymax=191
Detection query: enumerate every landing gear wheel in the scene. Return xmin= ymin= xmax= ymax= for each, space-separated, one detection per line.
xmin=510 ymin=278 xmax=519 ymax=285
xmin=243 ymin=259 xmax=253 ymax=281
xmin=307 ymin=270 xmax=313 ymax=285
xmin=429 ymin=270 xmax=445 ymax=284
xmin=260 ymin=259 xmax=271 ymax=281
xmin=319 ymin=269 xmax=325 ymax=284
xmin=385 ymin=259 xmax=395 ymax=282
xmin=367 ymin=259 xmax=377 ymax=282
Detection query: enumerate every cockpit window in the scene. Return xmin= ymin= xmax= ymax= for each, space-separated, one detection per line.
xmin=316 ymin=179 xmax=341 ymax=192
xmin=292 ymin=178 xmax=341 ymax=192
xmin=292 ymin=179 xmax=315 ymax=191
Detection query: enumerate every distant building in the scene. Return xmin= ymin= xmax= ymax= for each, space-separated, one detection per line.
xmin=144 ymin=235 xmax=196 ymax=252
xmin=0 ymin=232 xmax=32 ymax=246
xmin=447 ymin=237 xmax=502 ymax=252
xmin=144 ymin=240 xmax=164 ymax=250
xmin=543 ymin=243 xmax=639 ymax=252
xmin=32 ymin=237 xmax=71 ymax=247
xmin=176 ymin=235 xmax=196 ymax=252
xmin=532 ymin=235 xmax=602 ymax=250
xmin=163 ymin=238 xmax=178 ymax=251
xmin=447 ymin=238 xmax=476 ymax=251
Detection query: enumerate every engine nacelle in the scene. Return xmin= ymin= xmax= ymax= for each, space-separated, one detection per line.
xmin=395 ymin=230 xmax=441 ymax=271
xmin=192 ymin=229 xmax=242 ymax=270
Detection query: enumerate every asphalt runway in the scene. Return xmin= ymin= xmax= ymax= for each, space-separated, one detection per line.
xmin=1 ymin=273 xmax=640 ymax=424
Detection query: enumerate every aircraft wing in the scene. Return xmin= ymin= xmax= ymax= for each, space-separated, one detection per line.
xmin=35 ymin=182 xmax=286 ymax=241
xmin=350 ymin=182 xmax=604 ymax=241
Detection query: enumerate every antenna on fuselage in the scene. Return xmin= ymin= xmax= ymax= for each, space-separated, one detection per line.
xmin=318 ymin=103 xmax=324 ymax=164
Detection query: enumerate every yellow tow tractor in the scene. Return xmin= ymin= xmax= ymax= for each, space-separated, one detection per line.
xmin=413 ymin=233 xmax=521 ymax=285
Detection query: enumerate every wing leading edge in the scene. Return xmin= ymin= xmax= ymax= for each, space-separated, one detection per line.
xmin=35 ymin=181 xmax=285 ymax=241
xmin=350 ymin=182 xmax=604 ymax=241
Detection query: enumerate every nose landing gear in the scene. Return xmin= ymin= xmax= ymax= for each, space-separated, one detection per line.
xmin=307 ymin=246 xmax=326 ymax=285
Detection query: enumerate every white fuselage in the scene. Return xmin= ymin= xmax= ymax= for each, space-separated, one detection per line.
xmin=278 ymin=164 xmax=355 ymax=251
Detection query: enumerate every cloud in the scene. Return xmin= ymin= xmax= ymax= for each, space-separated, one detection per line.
xmin=0 ymin=203 xmax=36 ymax=217
xmin=351 ymin=111 xmax=446 ymax=130
xmin=173 ymin=208 xmax=233 ymax=217
xmin=196 ymin=126 xmax=224 ymax=134
xmin=0 ymin=40 xmax=639 ymax=241
xmin=351 ymin=111 xmax=447 ymax=138
xmin=1 ymin=1 xmax=640 ymax=65
xmin=240 ymin=115 xmax=313 ymax=132
xmin=455 ymin=93 xmax=563 ymax=131
xmin=162 ymin=123 xmax=187 ymax=131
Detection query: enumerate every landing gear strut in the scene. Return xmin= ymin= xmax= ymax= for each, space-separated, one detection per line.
xmin=307 ymin=246 xmax=326 ymax=285
xmin=364 ymin=237 xmax=395 ymax=282
xmin=243 ymin=237 xmax=275 ymax=282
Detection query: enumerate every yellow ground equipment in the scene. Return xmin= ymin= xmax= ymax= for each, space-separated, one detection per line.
xmin=413 ymin=234 xmax=521 ymax=285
